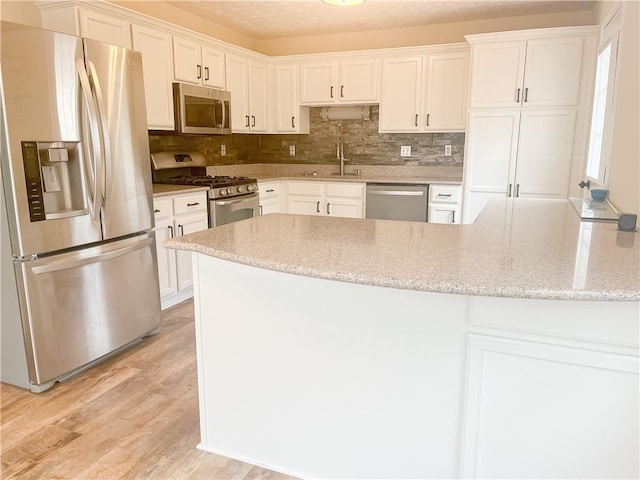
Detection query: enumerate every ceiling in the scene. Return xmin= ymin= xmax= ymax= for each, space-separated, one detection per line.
xmin=166 ymin=0 xmax=596 ymax=40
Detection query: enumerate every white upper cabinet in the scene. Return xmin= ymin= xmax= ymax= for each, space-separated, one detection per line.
xmin=379 ymin=56 xmax=423 ymax=132
xmin=131 ymin=24 xmax=174 ymax=130
xmin=274 ymin=64 xmax=310 ymax=134
xmin=379 ymin=47 xmax=469 ymax=133
xmin=300 ymin=57 xmax=379 ymax=105
xmin=422 ymin=50 xmax=470 ymax=131
xmin=468 ymin=35 xmax=583 ymax=108
xmin=226 ymin=54 xmax=268 ymax=133
xmin=173 ymin=36 xmax=226 ymax=89
xmin=79 ymin=9 xmax=131 ymax=48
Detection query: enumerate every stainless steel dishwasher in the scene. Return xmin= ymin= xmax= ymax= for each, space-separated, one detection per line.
xmin=365 ymin=184 xmax=429 ymax=222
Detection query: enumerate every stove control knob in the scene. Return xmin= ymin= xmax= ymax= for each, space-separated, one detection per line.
xmin=247 ymin=184 xmax=255 ymax=192
xmin=219 ymin=188 xmax=227 ymax=196
xmin=238 ymin=186 xmax=245 ymax=193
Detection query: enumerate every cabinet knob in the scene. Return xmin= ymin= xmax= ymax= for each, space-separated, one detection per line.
xmin=426 ymin=113 xmax=430 ymax=127
xmin=196 ymin=64 xmax=202 ymax=79
xmin=330 ymin=86 xmax=334 ymax=98
xmin=415 ymin=114 xmax=418 ymax=127
xmin=167 ymin=225 xmax=174 ymax=238
xmin=516 ymin=88 xmax=521 ymax=103
xmin=507 ymin=184 xmax=513 ymax=197
xmin=327 ymin=202 xmax=331 ymax=215
xmin=291 ymin=116 xmax=295 ymax=128
xmin=154 ymin=208 xmax=160 ymax=213
xmin=341 ymin=85 xmax=344 ymax=98
xmin=204 ymin=66 xmax=209 ymax=81
xmin=187 ymin=202 xmax=199 ymax=207
xmin=251 ymin=115 xmax=256 ymax=127
xmin=524 ymin=88 xmax=529 ymax=103
xmin=245 ymin=115 xmax=250 ymax=127
xmin=316 ymin=201 xmax=320 ymax=213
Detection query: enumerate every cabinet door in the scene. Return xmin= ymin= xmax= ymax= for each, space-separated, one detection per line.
xmin=175 ymin=213 xmax=208 ymax=291
xmin=79 ymin=9 xmax=131 ymax=49
xmin=339 ymin=58 xmax=378 ymax=103
xmin=522 ymin=36 xmax=583 ymax=107
xmin=249 ymin=62 xmax=269 ymax=132
xmin=428 ymin=204 xmax=459 ymax=224
xmin=154 ymin=218 xmax=178 ymax=298
xmin=463 ymin=110 xmax=520 ymax=223
xmin=275 ymin=64 xmax=298 ymax=132
xmin=288 ymin=195 xmax=322 ymax=215
xmin=202 ymin=45 xmax=225 ymax=89
xmin=514 ymin=108 xmax=576 ymax=198
xmin=173 ymin=36 xmax=202 ymax=84
xmin=469 ymin=42 xmax=526 ymax=108
xmin=131 ymin=25 xmax=174 ymax=130
xmin=300 ymin=62 xmax=336 ymax=104
xmin=226 ymin=55 xmax=250 ymax=132
xmin=379 ymin=56 xmax=422 ymax=132
xmin=326 ymin=197 xmax=364 ymax=218
xmin=260 ymin=197 xmax=280 ymax=216
xmin=423 ymin=52 xmax=469 ymax=131
xmin=462 ymin=334 xmax=639 ymax=479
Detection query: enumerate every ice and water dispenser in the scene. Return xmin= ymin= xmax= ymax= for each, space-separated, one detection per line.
xmin=21 ymin=141 xmax=88 ymax=221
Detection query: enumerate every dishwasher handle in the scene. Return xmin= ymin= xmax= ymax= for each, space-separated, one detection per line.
xmin=367 ymin=190 xmax=425 ymax=197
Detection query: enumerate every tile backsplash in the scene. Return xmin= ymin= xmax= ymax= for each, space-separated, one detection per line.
xmin=149 ymin=106 xmax=464 ymax=168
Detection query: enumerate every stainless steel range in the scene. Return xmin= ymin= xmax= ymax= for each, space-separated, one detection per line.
xmin=151 ymin=151 xmax=259 ymax=227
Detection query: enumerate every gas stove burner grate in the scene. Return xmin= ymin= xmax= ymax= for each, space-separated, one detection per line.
xmin=155 ymin=175 xmax=254 ymax=188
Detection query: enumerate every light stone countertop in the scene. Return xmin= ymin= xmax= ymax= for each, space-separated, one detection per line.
xmin=164 ymin=198 xmax=640 ymax=302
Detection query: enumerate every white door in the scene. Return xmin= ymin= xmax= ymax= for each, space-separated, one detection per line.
xmin=379 ymin=56 xmax=422 ymax=132
xmin=514 ymin=108 xmax=577 ymax=198
xmin=154 ymin=219 xmax=178 ymax=298
xmin=463 ymin=110 xmax=521 ymax=223
xmin=131 ymin=24 xmax=174 ymax=130
xmin=226 ymin=55 xmax=250 ymax=132
xmin=288 ymin=195 xmax=322 ymax=215
xmin=325 ymin=197 xmax=363 ymax=218
xmin=339 ymin=58 xmax=378 ymax=103
xmin=249 ymin=62 xmax=269 ymax=132
xmin=275 ymin=64 xmax=297 ymax=132
xmin=300 ymin=62 xmax=336 ymax=104
xmin=428 ymin=204 xmax=459 ymax=224
xmin=521 ymin=36 xmax=583 ymax=107
xmin=173 ymin=36 xmax=202 ymax=84
xmin=202 ymin=45 xmax=225 ymax=89
xmin=469 ymin=41 xmax=526 ymax=108
xmin=423 ymin=52 xmax=469 ymax=131
xmin=79 ymin=9 xmax=131 ymax=49
xmin=175 ymin=213 xmax=208 ymax=291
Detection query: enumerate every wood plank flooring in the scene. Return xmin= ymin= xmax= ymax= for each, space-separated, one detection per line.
xmin=0 ymin=300 xmax=297 ymax=480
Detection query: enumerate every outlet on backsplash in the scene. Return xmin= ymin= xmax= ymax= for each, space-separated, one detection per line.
xmin=289 ymin=145 xmax=296 ymax=156
xmin=400 ymin=146 xmax=411 ymax=157
xmin=445 ymin=145 xmax=452 ymax=156
xmin=221 ymin=144 xmax=226 ymax=156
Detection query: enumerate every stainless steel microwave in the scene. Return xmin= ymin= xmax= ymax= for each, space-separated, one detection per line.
xmin=173 ymin=82 xmax=231 ymax=135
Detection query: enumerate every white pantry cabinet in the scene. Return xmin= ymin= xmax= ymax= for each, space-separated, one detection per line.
xmin=131 ymin=24 xmax=174 ymax=130
xmin=287 ymin=181 xmax=365 ymax=219
xmin=463 ymin=108 xmax=577 ymax=223
xmin=300 ymin=57 xmax=379 ymax=105
xmin=173 ymin=36 xmax=226 ymax=89
xmin=428 ymin=184 xmax=462 ymax=224
xmin=468 ymin=34 xmax=584 ymax=108
xmin=379 ymin=46 xmax=469 ymax=132
xmin=226 ymin=54 xmax=269 ymax=133
xmin=258 ymin=181 xmax=284 ymax=215
xmin=153 ymin=191 xmax=208 ymax=309
xmin=273 ymin=64 xmax=310 ymax=134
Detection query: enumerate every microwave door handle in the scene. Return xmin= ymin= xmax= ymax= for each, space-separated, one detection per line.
xmin=77 ymin=60 xmax=102 ymax=221
xmin=87 ymin=61 xmax=111 ymax=216
xmin=221 ymin=99 xmax=226 ymax=130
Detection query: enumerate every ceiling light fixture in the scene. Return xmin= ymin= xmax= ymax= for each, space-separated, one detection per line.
xmin=321 ymin=0 xmax=366 ymax=6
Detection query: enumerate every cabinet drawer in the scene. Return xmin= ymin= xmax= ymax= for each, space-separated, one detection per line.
xmin=287 ymin=181 xmax=323 ymax=196
xmin=258 ymin=181 xmax=281 ymax=198
xmin=325 ymin=182 xmax=365 ymax=198
xmin=173 ymin=193 xmax=207 ymax=216
xmin=153 ymin=197 xmax=173 ymax=220
xmin=429 ymin=185 xmax=461 ymax=204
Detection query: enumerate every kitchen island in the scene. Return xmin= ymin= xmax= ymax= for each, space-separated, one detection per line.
xmin=166 ymin=198 xmax=639 ymax=479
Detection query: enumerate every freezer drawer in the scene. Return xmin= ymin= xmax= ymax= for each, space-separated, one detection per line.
xmin=14 ymin=233 xmax=161 ymax=388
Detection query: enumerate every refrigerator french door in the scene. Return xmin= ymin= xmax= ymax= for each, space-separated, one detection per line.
xmin=0 ymin=21 xmax=161 ymax=392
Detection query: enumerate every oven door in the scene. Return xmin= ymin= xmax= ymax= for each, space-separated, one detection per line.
xmin=210 ymin=193 xmax=259 ymax=227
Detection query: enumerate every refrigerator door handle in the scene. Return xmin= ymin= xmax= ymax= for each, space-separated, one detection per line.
xmin=30 ymin=236 xmax=153 ymax=274
xmin=87 ymin=61 xmax=111 ymax=214
xmin=77 ymin=60 xmax=103 ymax=222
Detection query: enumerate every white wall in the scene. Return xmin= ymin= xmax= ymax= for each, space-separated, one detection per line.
xmin=599 ymin=1 xmax=640 ymax=215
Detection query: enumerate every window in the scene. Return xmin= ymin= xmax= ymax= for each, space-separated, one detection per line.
xmin=585 ymin=8 xmax=621 ymax=186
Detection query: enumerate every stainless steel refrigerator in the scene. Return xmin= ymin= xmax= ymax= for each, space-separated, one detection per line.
xmin=0 ymin=21 xmax=161 ymax=392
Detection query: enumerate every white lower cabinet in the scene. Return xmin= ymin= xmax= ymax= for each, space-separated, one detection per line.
xmin=258 ymin=181 xmax=284 ymax=215
xmin=428 ymin=184 xmax=462 ymax=224
xmin=287 ymin=181 xmax=364 ymax=218
xmin=153 ymin=191 xmax=208 ymax=309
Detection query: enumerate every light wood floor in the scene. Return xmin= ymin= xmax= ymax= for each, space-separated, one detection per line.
xmin=1 ymin=300 xmax=297 ymax=480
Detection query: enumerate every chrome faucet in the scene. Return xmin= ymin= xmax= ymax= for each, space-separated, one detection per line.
xmin=337 ymin=124 xmax=346 ymax=175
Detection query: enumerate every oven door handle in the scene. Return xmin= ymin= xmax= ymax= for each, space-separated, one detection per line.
xmin=213 ymin=195 xmax=257 ymax=207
